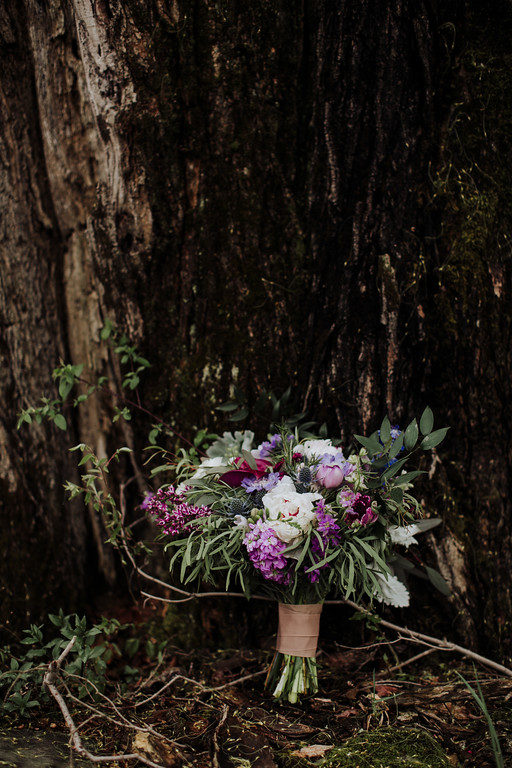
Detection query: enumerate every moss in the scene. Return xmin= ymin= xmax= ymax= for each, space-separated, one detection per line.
xmin=279 ymin=728 xmax=453 ymax=768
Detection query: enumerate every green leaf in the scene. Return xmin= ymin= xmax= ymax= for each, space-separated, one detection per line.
xmin=389 ymin=487 xmax=403 ymax=503
xmin=420 ymin=427 xmax=449 ymax=450
xmin=393 ymin=469 xmax=425 ymax=486
xmin=58 ymin=379 xmax=73 ymax=399
xmin=414 ymin=517 xmax=442 ymax=533
xmin=388 ymin=432 xmax=404 ymax=460
xmin=380 ymin=416 xmax=391 ymax=444
xmin=425 ymin=566 xmax=451 ymax=596
xmin=404 ymin=419 xmax=418 ymax=450
xmin=228 ymin=407 xmax=249 ymax=422
xmin=380 ymin=457 xmax=407 ymax=481
xmin=419 ymin=406 xmax=434 ymax=435
xmin=216 ymin=402 xmax=239 ymax=412
xmin=354 ymin=434 xmax=382 ymax=456
xmin=53 ymin=414 xmax=67 ymax=431
xmin=241 ymin=449 xmax=257 ymax=470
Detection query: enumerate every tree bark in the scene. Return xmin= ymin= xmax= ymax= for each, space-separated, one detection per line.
xmin=0 ymin=0 xmax=510 ymax=659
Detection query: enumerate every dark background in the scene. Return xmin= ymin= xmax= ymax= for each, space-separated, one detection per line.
xmin=0 ymin=0 xmax=510 ymax=660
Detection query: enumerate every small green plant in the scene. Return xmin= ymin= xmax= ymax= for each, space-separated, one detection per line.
xmin=457 ymin=668 xmax=504 ymax=768
xmin=0 ymin=612 xmax=138 ymax=717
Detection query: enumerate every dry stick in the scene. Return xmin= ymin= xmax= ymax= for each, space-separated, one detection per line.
xmin=340 ymin=598 xmax=512 ymax=678
xmin=377 ymin=647 xmax=439 ymax=678
xmin=43 ymin=637 xmax=184 ymax=768
xmin=212 ymin=705 xmax=229 ymax=768
xmin=138 ymin=575 xmax=512 ymax=678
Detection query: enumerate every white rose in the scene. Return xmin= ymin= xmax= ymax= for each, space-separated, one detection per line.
xmin=295 ymin=439 xmax=335 ymax=459
xmin=262 ymin=476 xmax=322 ymax=543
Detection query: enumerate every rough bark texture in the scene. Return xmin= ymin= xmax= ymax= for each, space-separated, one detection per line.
xmin=0 ymin=0 xmax=511 ymax=658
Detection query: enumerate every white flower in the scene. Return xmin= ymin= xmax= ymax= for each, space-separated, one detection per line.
xmin=193 ymin=456 xmax=226 ymax=479
xmin=388 ymin=524 xmax=420 ymax=548
xmin=262 ymin=476 xmax=322 ymax=543
xmin=295 ymin=439 xmax=335 ymax=459
xmin=232 ymin=514 xmax=249 ymax=530
xmin=374 ymin=573 xmax=410 ymax=607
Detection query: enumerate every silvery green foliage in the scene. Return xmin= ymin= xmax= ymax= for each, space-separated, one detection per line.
xmin=206 ymin=430 xmax=255 ymax=459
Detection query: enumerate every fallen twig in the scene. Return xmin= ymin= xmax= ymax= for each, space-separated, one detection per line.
xmin=43 ymin=635 xmax=186 ymax=767
xmin=212 ymin=704 xmax=229 ymax=768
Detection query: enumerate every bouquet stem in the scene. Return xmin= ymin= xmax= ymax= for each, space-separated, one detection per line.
xmin=266 ymin=603 xmax=322 ymax=703
xmin=265 ymin=651 xmax=318 ymax=703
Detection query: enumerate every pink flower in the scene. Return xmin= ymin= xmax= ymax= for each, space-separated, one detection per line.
xmin=315 ymin=457 xmax=354 ymax=489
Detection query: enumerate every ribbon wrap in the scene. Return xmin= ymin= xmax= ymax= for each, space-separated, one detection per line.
xmin=276 ymin=603 xmax=322 ymax=658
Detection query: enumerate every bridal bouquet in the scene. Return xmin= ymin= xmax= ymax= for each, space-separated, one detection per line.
xmin=143 ymin=409 xmax=448 ymax=703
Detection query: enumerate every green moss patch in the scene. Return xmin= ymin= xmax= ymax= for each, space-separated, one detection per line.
xmin=280 ymin=727 xmax=452 ymax=768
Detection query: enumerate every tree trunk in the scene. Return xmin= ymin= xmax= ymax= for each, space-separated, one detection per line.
xmin=0 ymin=0 xmax=510 ymax=659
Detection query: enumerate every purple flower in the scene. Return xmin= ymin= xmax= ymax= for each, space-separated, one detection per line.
xmin=344 ymin=493 xmax=378 ymax=527
xmin=241 ymin=472 xmax=280 ymax=493
xmin=306 ymin=501 xmax=341 ymax=583
xmin=256 ymin=434 xmax=282 ymax=458
xmin=143 ymin=486 xmax=210 ymax=536
xmin=243 ymin=519 xmax=290 ymax=584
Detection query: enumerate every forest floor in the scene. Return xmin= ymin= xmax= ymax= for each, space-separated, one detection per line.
xmin=1 ymin=601 xmax=511 ymax=768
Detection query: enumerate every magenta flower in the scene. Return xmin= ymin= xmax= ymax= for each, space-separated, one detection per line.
xmin=143 ymin=486 xmax=210 ymax=536
xmin=344 ymin=493 xmax=378 ymax=527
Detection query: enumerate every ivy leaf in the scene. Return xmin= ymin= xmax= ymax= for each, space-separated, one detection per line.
xmin=421 ymin=427 xmax=449 ymax=450
xmin=419 ymin=406 xmax=434 ymax=435
xmin=404 ymin=419 xmax=418 ymax=450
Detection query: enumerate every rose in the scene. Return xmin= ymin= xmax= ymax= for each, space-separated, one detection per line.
xmin=261 ymin=476 xmax=322 ymax=543
xmin=294 ymin=439 xmax=335 ymax=459
xmin=220 ymin=457 xmax=273 ymax=487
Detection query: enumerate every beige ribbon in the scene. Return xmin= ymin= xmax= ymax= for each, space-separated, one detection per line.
xmin=276 ymin=603 xmax=323 ymax=657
